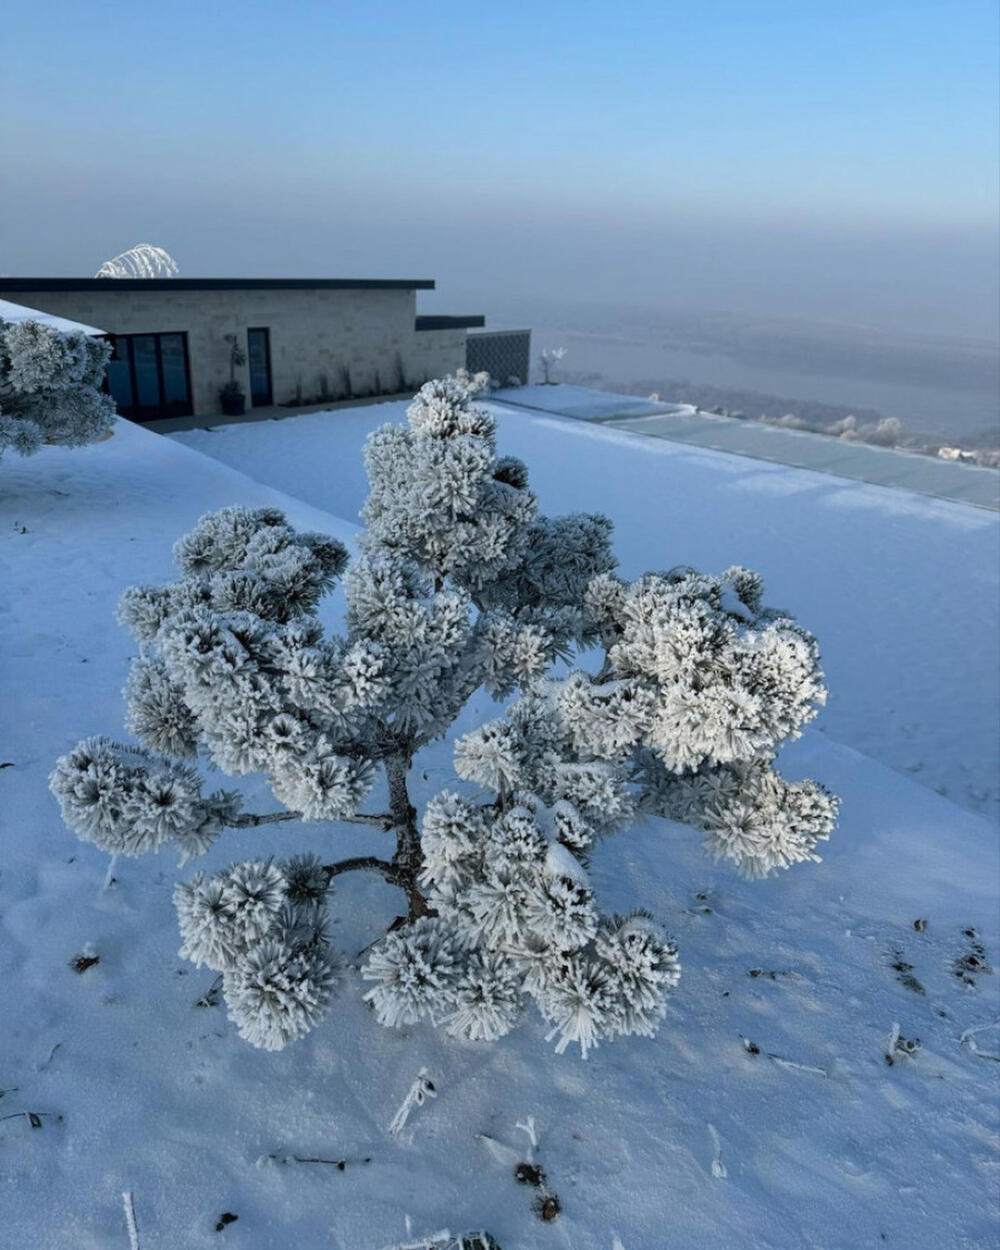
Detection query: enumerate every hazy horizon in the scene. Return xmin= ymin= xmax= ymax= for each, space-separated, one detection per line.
xmin=3 ymin=1 xmax=998 ymax=342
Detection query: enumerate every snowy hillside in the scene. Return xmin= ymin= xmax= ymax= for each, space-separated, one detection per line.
xmin=175 ymin=400 xmax=1000 ymax=825
xmin=1 ymin=417 xmax=997 ymax=1250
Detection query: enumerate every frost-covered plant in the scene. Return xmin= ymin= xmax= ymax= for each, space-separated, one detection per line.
xmin=95 ymin=243 xmax=179 ymax=279
xmin=52 ymin=372 xmax=837 ymax=1056
xmin=538 ymin=347 xmax=566 ymax=385
xmin=0 ymin=319 xmax=115 ymax=458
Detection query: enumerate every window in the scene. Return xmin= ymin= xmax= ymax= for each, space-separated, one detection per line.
xmin=107 ymin=332 xmax=193 ymax=422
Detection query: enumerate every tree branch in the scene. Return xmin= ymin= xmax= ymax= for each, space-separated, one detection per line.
xmin=230 ymin=810 xmax=394 ymax=830
xmin=230 ymin=810 xmax=300 ymax=828
xmin=592 ymin=653 xmax=616 ymax=684
xmin=323 ymin=856 xmax=399 ymax=883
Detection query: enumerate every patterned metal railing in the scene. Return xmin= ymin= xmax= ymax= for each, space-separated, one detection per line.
xmin=466 ymin=329 xmax=531 ymax=386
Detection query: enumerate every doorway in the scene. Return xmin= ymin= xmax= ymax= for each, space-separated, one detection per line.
xmin=247 ymin=328 xmax=273 ymax=407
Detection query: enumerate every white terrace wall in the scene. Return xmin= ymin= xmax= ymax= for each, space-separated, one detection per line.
xmin=1 ymin=288 xmax=468 ymax=414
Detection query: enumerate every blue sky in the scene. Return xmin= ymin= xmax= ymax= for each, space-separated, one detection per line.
xmin=3 ymin=1 xmax=998 ymax=335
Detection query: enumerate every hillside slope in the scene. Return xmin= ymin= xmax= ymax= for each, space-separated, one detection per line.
xmin=1 ymin=420 xmax=996 ymax=1249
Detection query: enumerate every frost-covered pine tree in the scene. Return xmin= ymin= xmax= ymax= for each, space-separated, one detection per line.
xmin=0 ymin=318 xmax=115 ymax=458
xmin=52 ymin=372 xmax=837 ymax=1056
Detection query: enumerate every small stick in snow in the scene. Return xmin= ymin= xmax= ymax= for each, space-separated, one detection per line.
xmin=291 ymin=1154 xmax=368 ymax=1168
xmin=36 ymin=1042 xmax=62 ymax=1072
xmin=104 ymin=854 xmax=119 ymax=890
xmin=767 ymin=1054 xmax=829 ymax=1078
xmin=260 ymin=1150 xmax=372 ymax=1170
xmin=389 ymin=1068 xmax=436 ymax=1137
xmin=959 ymin=1021 xmax=1000 ymax=1062
xmin=122 ymin=1190 xmax=141 ymax=1250
xmin=707 ymin=1123 xmax=727 ymax=1179
xmin=740 ymin=1034 xmax=827 ymax=1076
xmin=0 ymin=1110 xmax=59 ymax=1128
xmin=379 ymin=1232 xmax=501 ymax=1250
xmin=195 ymin=975 xmax=223 ymax=1008
xmin=515 ymin=1116 xmax=537 ymax=1158
xmin=885 ymin=1021 xmax=920 ymax=1065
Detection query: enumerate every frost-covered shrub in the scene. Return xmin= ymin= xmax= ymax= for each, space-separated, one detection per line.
xmin=0 ymin=319 xmax=115 ymax=458
xmin=52 ymin=371 xmax=837 ymax=1057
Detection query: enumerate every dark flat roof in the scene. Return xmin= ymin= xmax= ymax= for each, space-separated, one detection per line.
xmin=0 ymin=277 xmax=435 ymax=292
xmin=415 ymin=314 xmax=485 ymax=331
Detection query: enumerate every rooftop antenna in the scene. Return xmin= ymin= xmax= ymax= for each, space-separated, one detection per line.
xmin=95 ymin=244 xmax=179 ymax=278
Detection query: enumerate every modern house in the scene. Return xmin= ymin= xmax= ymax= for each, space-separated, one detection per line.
xmin=0 ymin=277 xmax=527 ymax=422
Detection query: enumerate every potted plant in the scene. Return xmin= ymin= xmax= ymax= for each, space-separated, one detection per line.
xmin=219 ymin=333 xmax=247 ymax=416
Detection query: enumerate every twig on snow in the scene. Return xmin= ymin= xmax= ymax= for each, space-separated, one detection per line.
xmin=959 ymin=1021 xmax=1000 ymax=1062
xmin=263 ymin=1152 xmax=372 ymax=1170
xmin=885 ymin=1021 xmax=920 ymax=1065
xmin=767 ymin=1054 xmax=829 ymax=1078
xmin=515 ymin=1116 xmax=537 ymax=1158
xmin=36 ymin=1042 xmax=62 ymax=1072
xmin=0 ymin=1110 xmax=58 ymax=1128
xmin=122 ymin=1190 xmax=141 ymax=1250
xmin=707 ymin=1123 xmax=726 ymax=1179
xmin=389 ymin=1068 xmax=436 ymax=1137
xmin=739 ymin=1034 xmax=828 ymax=1077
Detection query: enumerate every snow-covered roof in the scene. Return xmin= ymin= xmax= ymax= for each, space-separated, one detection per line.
xmin=0 ymin=297 xmax=106 ymax=337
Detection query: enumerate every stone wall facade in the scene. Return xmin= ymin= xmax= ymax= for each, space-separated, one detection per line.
xmin=1 ymin=286 xmax=469 ymax=415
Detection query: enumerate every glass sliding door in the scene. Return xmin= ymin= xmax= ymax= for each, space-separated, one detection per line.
xmin=247 ymin=328 xmax=273 ymax=407
xmin=159 ymin=335 xmax=189 ymax=407
xmin=105 ymin=338 xmax=135 ymax=414
xmin=107 ymin=332 xmax=193 ymax=421
xmin=131 ymin=336 xmax=160 ymax=410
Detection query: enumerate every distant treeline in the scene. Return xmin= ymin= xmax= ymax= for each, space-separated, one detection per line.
xmin=613 ymin=375 xmax=885 ymax=429
xmin=559 ymin=370 xmax=1000 ymax=467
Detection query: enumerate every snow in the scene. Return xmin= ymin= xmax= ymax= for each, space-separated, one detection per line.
xmin=174 ymin=400 xmax=1000 ymax=825
xmin=2 ymin=414 xmax=997 ymax=1249
xmin=0 ymin=297 xmax=106 ymax=338
xmin=489 ymin=384 xmax=679 ymax=422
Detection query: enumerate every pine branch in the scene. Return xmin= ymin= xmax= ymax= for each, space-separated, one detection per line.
xmin=323 ymin=855 xmax=399 ymax=883
xmin=230 ymin=810 xmax=300 ymax=827
xmin=592 ymin=653 xmax=616 ymax=684
xmin=231 ymin=809 xmax=394 ymax=830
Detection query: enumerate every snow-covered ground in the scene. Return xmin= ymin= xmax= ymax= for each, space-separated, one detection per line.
xmin=175 ymin=400 xmax=1000 ymax=826
xmin=2 ymin=416 xmax=997 ymax=1250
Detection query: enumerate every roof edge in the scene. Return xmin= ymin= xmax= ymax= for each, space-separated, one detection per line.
xmin=0 ymin=277 xmax=436 ymax=292
xmin=415 ymin=314 xmax=486 ymax=331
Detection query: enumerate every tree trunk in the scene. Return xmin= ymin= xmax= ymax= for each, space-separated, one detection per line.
xmin=385 ymin=751 xmax=431 ymax=920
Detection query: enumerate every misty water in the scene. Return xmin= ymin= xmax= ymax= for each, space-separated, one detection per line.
xmin=527 ymin=322 xmax=999 ymax=447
